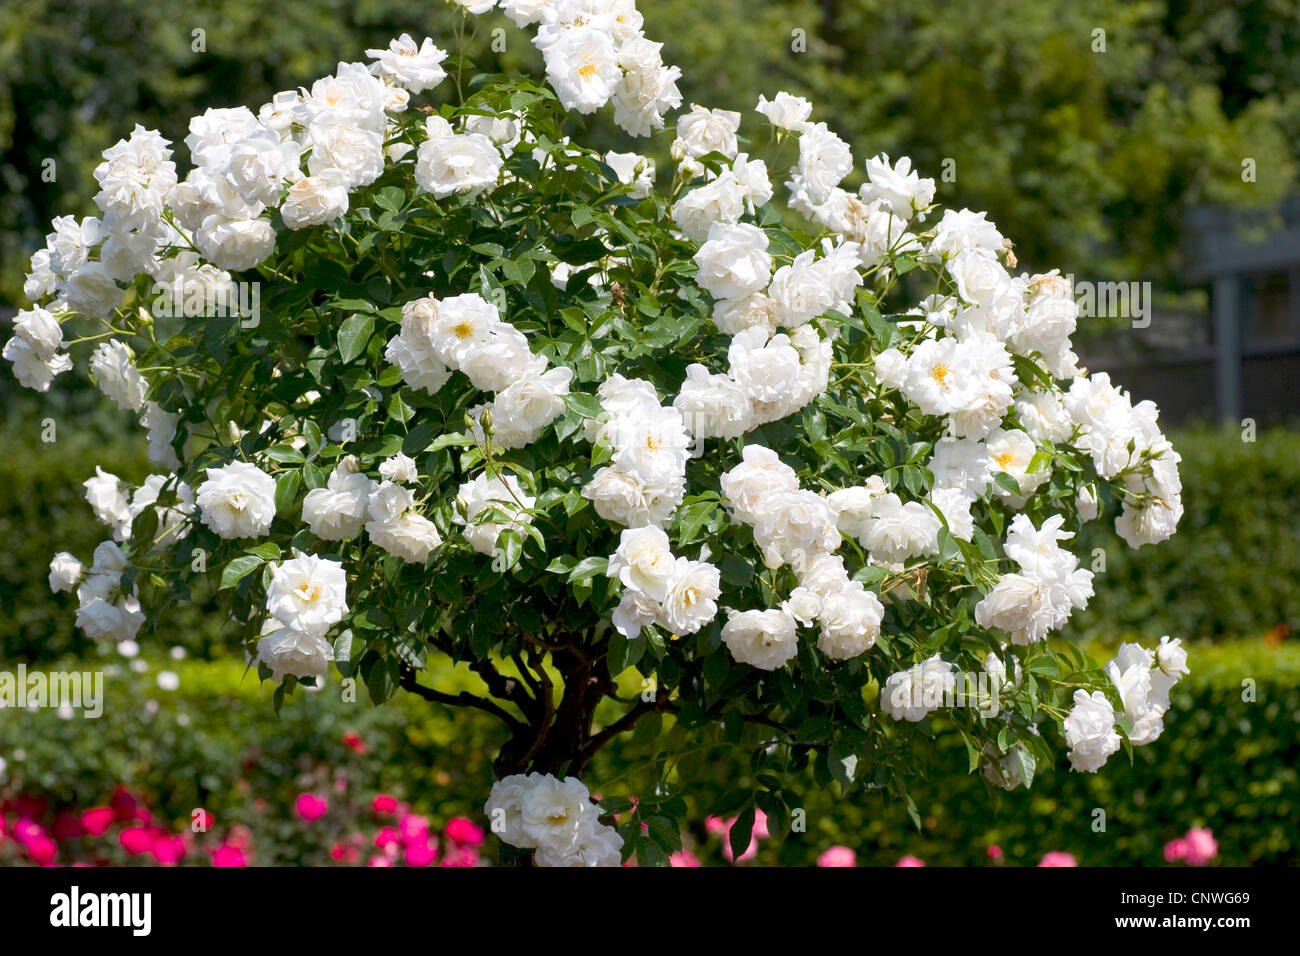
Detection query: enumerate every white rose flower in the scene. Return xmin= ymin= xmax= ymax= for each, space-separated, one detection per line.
xmin=607 ymin=525 xmax=675 ymax=602
xmin=611 ymin=588 xmax=660 ymax=639
xmin=672 ymin=170 xmax=745 ymax=242
xmin=307 ymin=122 xmax=385 ymax=189
xmin=64 ymin=261 xmax=123 ymax=318
xmin=519 ymin=774 xmax=597 ymax=850
xmin=881 ymin=655 xmax=955 ymax=721
xmin=484 ymin=366 xmax=573 ymax=449
xmin=415 ymin=131 xmax=502 ymax=199
xmin=751 ymin=489 xmax=842 ymax=569
xmin=368 ymin=511 xmax=443 ymax=564
xmin=720 ymin=444 xmax=800 ymax=523
xmin=862 ymin=153 xmax=936 ymax=217
xmin=256 ymin=619 xmax=335 ymax=681
xmin=675 ymin=104 xmax=740 ymax=159
xmin=266 ymin=554 xmax=348 ymax=637
xmin=1064 ymin=689 xmax=1121 ymax=772
xmin=13 ymin=307 xmax=64 ymax=360
xmin=544 ymin=25 xmax=622 ymax=114
xmin=862 ymin=494 xmax=940 ymax=565
xmin=722 ymin=608 xmax=798 ymax=671
xmin=281 ymin=170 xmax=351 ymax=229
xmin=89 ymin=339 xmax=149 ymax=413
xmin=693 ymin=221 xmax=772 ymax=301
xmin=49 ymin=552 xmax=84 ymax=593
xmin=378 ymin=453 xmax=419 ymax=484
xmin=302 ymin=461 xmax=376 ymax=540
xmin=3 ymin=334 xmax=73 ymax=392
xmin=605 ymin=151 xmax=656 ymax=199
xmin=455 ymin=472 xmax=535 ymax=557
xmin=196 ymin=461 xmax=277 ymax=539
xmin=657 ymin=557 xmax=721 ymax=635
xmin=673 ymin=364 xmax=752 ymax=440
xmin=195 ymin=215 xmax=278 ymax=272
xmin=366 ymin=34 xmax=449 ymax=93
xmin=816 ymin=583 xmax=884 ymax=660
xmin=755 ymin=92 xmax=812 ymax=132
xmin=83 ymin=467 xmax=133 ymax=541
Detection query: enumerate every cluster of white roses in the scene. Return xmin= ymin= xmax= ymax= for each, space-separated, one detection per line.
xmin=485 ymin=771 xmax=622 ymax=867
xmin=717 ymin=446 xmax=887 ymax=668
xmin=48 ymin=541 xmax=145 ymax=645
xmin=502 ymin=0 xmax=682 ymax=137
xmin=605 ymin=526 xmax=720 ymax=639
xmin=974 ymin=514 xmax=1095 ymax=645
xmin=386 ymin=292 xmax=573 ymax=451
xmin=257 ymin=554 xmax=349 ymax=681
xmin=880 ymin=654 xmax=958 ymax=722
xmin=1065 ymin=636 xmax=1189 ymax=772
xmin=581 ymin=375 xmax=693 ymax=528
xmin=302 ymin=454 xmax=444 ymax=565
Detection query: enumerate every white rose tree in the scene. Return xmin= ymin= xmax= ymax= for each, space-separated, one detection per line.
xmin=9 ymin=1 xmax=1190 ymax=866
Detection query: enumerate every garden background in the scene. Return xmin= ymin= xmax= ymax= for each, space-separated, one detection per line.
xmin=1 ymin=0 xmax=1297 ymax=866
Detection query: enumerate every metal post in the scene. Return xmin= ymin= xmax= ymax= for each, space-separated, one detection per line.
xmin=1212 ymin=274 xmax=1241 ymax=423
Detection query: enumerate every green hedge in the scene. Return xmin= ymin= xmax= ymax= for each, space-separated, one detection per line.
xmin=1071 ymin=423 xmax=1300 ymax=642
xmin=4 ymin=638 xmax=1292 ymax=865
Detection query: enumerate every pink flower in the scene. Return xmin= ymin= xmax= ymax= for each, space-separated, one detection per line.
xmin=398 ymin=814 xmax=429 ymax=844
xmin=151 ymin=835 xmax=187 ymax=865
xmin=119 ymin=825 xmax=154 ymax=855
xmin=342 ymin=732 xmax=367 ymax=753
xmin=704 ymin=815 xmax=727 ymax=835
xmin=896 ymin=855 xmax=926 ymax=867
xmin=13 ymin=819 xmax=46 ymax=845
xmin=670 ymin=849 xmax=702 ymax=867
xmin=374 ymin=827 xmax=401 ymax=849
xmin=368 ymin=855 xmax=393 ymax=867
xmin=444 ymin=817 xmax=485 ymax=846
xmin=110 ymin=786 xmax=138 ymax=822
xmin=28 ymin=836 xmax=58 ymax=865
xmin=1184 ymin=829 xmax=1217 ymax=866
xmin=192 ymin=809 xmax=215 ymax=831
xmin=212 ymin=844 xmax=247 ymax=867
xmin=1164 ymin=838 xmax=1189 ymax=863
xmin=441 ymin=846 xmax=480 ymax=867
xmin=371 ymin=794 xmax=399 ymax=814
xmin=295 ymin=794 xmax=328 ymax=822
xmin=818 ymin=846 xmax=857 ymax=867
xmin=404 ymin=841 xmax=439 ymax=867
xmin=987 ymin=845 xmax=1004 ymax=861
xmin=1038 ymin=852 xmax=1078 ymax=867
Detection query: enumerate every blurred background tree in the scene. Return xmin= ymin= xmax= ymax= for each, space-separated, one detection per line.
xmin=2 ymin=0 xmax=1296 ymax=306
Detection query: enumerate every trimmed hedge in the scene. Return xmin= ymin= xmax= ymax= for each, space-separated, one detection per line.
xmin=1071 ymin=423 xmax=1300 ymax=642
xmin=3 ymin=638 xmax=1295 ymax=865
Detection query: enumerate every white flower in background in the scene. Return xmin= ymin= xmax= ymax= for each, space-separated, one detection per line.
xmin=225 ymin=129 xmax=302 ymax=207
xmin=500 ymin=0 xmax=555 ymax=28
xmin=452 ymin=0 xmax=498 ymax=14
xmin=756 ymin=91 xmax=812 ymax=132
xmin=927 ymin=208 xmax=1005 ymax=260
xmin=674 ymin=104 xmax=740 ymax=159
xmin=256 ymin=619 xmax=335 ymax=681
xmin=49 ymin=552 xmax=84 ymax=593
xmin=1151 ymin=635 xmax=1190 ymax=700
xmin=379 ymin=453 xmax=419 ymax=483
xmin=732 ymin=153 xmax=773 ymax=212
xmin=303 ymin=459 xmax=376 ymax=540
xmin=281 ymin=169 xmax=351 ymax=229
xmin=83 ymin=467 xmax=133 ymax=541
xmin=455 ymin=472 xmax=535 ymax=557
xmin=611 ymin=587 xmax=659 ymax=639
xmin=881 ymin=655 xmax=956 ymax=722
xmin=369 ymin=510 xmax=444 ymax=564
xmin=929 ymin=487 xmax=974 ymax=542
xmin=366 ymin=34 xmax=449 ymax=93
xmin=1105 ymin=642 xmax=1167 ymax=745
xmin=722 ymin=608 xmax=798 ymax=671
xmin=751 ymin=489 xmax=841 ymax=569
xmin=1075 ymin=484 xmax=1100 ymax=522
xmin=266 ymin=554 xmax=348 ymax=637
xmin=928 ymin=436 xmax=994 ymax=498
xmin=581 ymin=466 xmax=678 ymax=529
xmin=694 ymin=221 xmax=772 ymax=301
xmin=196 ymin=461 xmax=277 ymax=539
xmin=985 ymin=427 xmax=1048 ymax=500
xmin=605 ymin=151 xmax=656 ymax=199
xmin=827 ymin=480 xmax=886 ymax=541
xmin=195 ymin=214 xmax=278 ymax=271
xmin=1064 ymin=689 xmax=1121 ymax=772
xmin=141 ymin=402 xmax=181 ymax=470
xmin=89 ymin=339 xmax=149 ymax=413
xmin=4 ymin=307 xmax=72 ymax=392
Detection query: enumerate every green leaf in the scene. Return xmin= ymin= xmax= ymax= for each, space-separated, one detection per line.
xmin=220 ymin=555 xmax=264 ymax=590
xmin=338 ymin=313 xmax=375 ymax=364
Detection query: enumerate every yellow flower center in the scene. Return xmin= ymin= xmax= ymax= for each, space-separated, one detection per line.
xmin=930 ymin=363 xmax=950 ymax=384
xmin=296 ymin=582 xmax=321 ymax=603
xmin=644 ymin=434 xmax=662 ymax=452
xmin=578 ymin=62 xmax=597 ymax=79
xmin=995 ymin=453 xmax=1015 ymax=469
xmin=453 ymin=321 xmax=475 ymax=339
